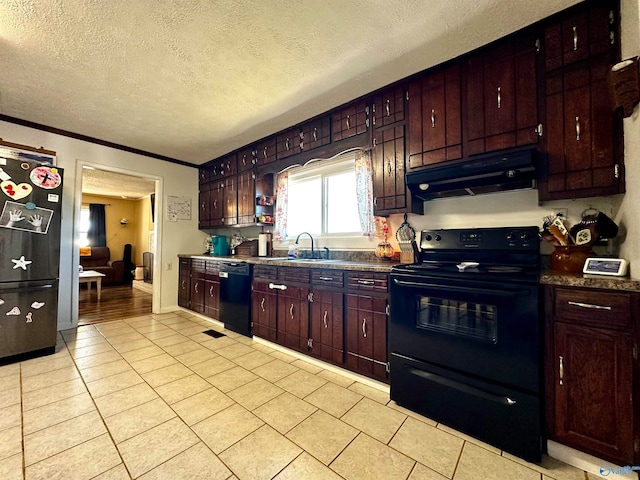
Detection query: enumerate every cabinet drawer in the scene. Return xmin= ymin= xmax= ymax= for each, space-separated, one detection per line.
xmin=205 ymin=260 xmax=221 ymax=274
xmin=311 ymin=269 xmax=344 ymax=288
xmin=555 ymin=288 xmax=631 ymax=329
xmin=253 ymin=265 xmax=278 ymax=280
xmin=346 ymin=272 xmax=388 ymax=293
xmin=279 ymin=267 xmax=310 ymax=284
xmin=191 ymin=259 xmax=206 ymax=273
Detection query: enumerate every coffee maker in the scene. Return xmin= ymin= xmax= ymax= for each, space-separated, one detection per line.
xmin=210 ymin=235 xmax=229 ymax=256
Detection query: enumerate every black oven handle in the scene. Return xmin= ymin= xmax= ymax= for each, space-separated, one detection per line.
xmin=392 ymin=278 xmax=530 ymax=297
xmin=407 ymin=366 xmax=517 ymax=406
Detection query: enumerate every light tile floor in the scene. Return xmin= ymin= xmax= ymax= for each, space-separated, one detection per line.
xmin=0 ymin=311 xmax=603 ymax=480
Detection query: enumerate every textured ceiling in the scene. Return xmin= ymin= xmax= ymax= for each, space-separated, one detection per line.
xmin=0 ymin=0 xmax=580 ymax=165
xmin=82 ymin=168 xmax=155 ymax=199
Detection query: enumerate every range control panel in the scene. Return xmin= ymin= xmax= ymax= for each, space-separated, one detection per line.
xmin=419 ymin=227 xmax=539 ymax=251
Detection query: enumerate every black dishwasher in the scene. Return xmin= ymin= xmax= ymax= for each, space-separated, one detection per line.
xmin=218 ymin=262 xmax=252 ymax=337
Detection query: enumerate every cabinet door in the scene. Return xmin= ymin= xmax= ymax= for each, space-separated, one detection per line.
xmin=373 ymin=85 xmax=405 ymax=128
xmin=209 ymin=181 xmax=225 ymax=227
xmin=204 ymin=275 xmax=220 ymax=320
xmin=554 ymin=322 xmax=633 ymax=463
xmin=276 ymin=128 xmax=302 ymax=160
xmin=237 ymin=171 xmax=255 ymax=225
xmin=256 ymin=138 xmax=276 ymax=166
xmin=191 ymin=272 xmax=206 ymax=313
xmin=251 ymin=281 xmax=277 ymax=342
xmin=301 ymin=117 xmax=331 ymax=152
xmin=345 ymin=294 xmax=387 ymax=380
xmin=541 ymin=59 xmax=622 ymax=200
xmin=310 ymin=290 xmax=343 ymax=365
xmin=465 ymin=40 xmax=538 ymax=155
xmin=372 ymin=125 xmax=406 ymax=215
xmin=237 ymin=146 xmax=255 ymax=172
xmin=332 ymin=100 xmax=369 ymax=142
xmin=223 ymin=176 xmax=238 ymax=226
xmin=277 ymin=286 xmax=309 ymax=352
xmin=407 ymin=65 xmax=462 ymax=169
xmin=198 ymin=183 xmax=211 ymax=229
xmin=545 ymin=4 xmax=618 ymax=72
xmin=178 ymin=260 xmax=191 ymax=309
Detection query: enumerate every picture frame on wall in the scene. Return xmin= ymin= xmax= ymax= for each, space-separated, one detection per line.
xmin=0 ymin=139 xmax=56 ymax=166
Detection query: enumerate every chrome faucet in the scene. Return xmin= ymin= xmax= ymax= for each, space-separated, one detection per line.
xmin=295 ymin=232 xmax=315 ymax=258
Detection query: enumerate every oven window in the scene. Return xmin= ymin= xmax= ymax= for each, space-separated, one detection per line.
xmin=416 ymin=296 xmax=497 ymax=343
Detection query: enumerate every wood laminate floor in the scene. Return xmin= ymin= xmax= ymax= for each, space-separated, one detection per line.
xmin=78 ymin=283 xmax=152 ymax=325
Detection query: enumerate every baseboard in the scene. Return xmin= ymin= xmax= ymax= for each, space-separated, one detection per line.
xmin=132 ymin=280 xmax=153 ymax=294
xmin=547 ymin=440 xmax=638 ymax=479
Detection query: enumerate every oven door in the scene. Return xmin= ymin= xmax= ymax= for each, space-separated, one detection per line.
xmin=389 ymin=271 xmax=541 ymax=393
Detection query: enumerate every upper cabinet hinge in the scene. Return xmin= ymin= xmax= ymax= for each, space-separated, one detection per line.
xmin=385 ymin=304 xmax=390 ymax=316
xmin=308 ymin=292 xmax=314 ymax=302
xmin=385 ymin=362 xmax=390 ymax=374
xmin=535 ymin=39 xmax=540 ymax=52
xmin=609 ymin=10 xmax=615 ymax=24
xmin=406 ymin=90 xmax=409 ymax=101
xmin=614 ymin=164 xmax=620 ymax=179
xmin=535 ymin=124 xmax=543 ymax=137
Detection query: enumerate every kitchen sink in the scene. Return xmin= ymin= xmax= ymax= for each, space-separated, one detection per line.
xmin=258 ymin=257 xmax=341 ymax=263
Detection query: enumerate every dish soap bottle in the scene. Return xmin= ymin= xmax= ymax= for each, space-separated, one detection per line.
xmin=287 ymin=244 xmax=299 ymax=259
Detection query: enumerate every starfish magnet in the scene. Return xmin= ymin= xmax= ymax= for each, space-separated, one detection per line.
xmin=11 ymin=256 xmax=32 ymax=270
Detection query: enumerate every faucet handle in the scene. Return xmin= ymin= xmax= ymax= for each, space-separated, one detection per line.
xmin=323 ymin=246 xmax=330 ymax=260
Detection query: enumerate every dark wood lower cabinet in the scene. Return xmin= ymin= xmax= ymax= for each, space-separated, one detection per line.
xmin=251 ymin=280 xmax=277 ymax=342
xmin=345 ymin=293 xmax=388 ymax=380
xmin=545 ymin=285 xmax=638 ymax=465
xmin=277 ymin=286 xmax=309 ymax=352
xmin=553 ymin=322 xmax=633 ymax=462
xmin=309 ymin=290 xmax=344 ymax=365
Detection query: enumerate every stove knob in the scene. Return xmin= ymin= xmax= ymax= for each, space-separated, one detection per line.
xmin=506 ymin=232 xmax=516 ymax=242
xmin=424 ymin=234 xmax=433 ymax=242
xmin=520 ymin=232 xmax=531 ymax=242
xmin=434 ymin=234 xmax=442 ymax=242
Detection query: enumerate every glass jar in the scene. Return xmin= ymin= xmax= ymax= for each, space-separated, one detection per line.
xmin=550 ymin=245 xmax=595 ymax=274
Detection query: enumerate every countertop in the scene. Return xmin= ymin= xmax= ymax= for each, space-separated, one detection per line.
xmin=178 ymin=254 xmax=398 ymax=273
xmin=540 ymin=270 xmax=640 ymax=292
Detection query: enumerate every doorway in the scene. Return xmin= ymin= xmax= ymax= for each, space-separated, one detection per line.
xmin=78 ymin=166 xmax=158 ymax=325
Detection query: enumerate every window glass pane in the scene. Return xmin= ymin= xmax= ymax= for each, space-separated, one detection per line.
xmin=326 ymin=170 xmax=360 ymax=234
xmin=287 ymin=176 xmax=322 ymax=235
xmin=79 ymin=207 xmax=90 ymax=247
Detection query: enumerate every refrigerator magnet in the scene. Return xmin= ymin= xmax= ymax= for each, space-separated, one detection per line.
xmin=31 ymin=302 xmax=44 ymax=309
xmin=6 ymin=306 xmax=20 ymax=315
xmin=11 ymin=256 xmax=32 ymax=270
xmin=1 ymin=180 xmax=33 ymax=200
xmin=0 ymin=168 xmax=11 ymax=181
xmin=0 ymin=299 xmax=4 ymax=305
xmin=47 ymin=194 xmax=59 ymax=203
xmin=0 ymin=201 xmax=54 ymax=234
xmin=26 ymin=313 xmax=33 ymax=323
xmin=30 ymin=166 xmax=61 ymax=189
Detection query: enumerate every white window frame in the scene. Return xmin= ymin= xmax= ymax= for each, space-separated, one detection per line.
xmin=78 ymin=205 xmax=90 ymax=247
xmin=286 ymin=155 xmax=362 ymax=239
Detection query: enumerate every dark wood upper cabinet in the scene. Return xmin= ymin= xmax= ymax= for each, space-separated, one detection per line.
xmin=464 ymin=36 xmax=539 ymax=156
xmin=256 ymin=138 xmax=276 ymax=166
xmin=545 ymin=3 xmax=617 ymax=72
xmin=407 ymin=64 xmax=462 ymax=169
xmin=223 ymin=176 xmax=237 ymax=226
xmin=237 ymin=170 xmax=255 ymax=225
xmin=276 ymin=127 xmax=302 ymax=160
xmin=372 ymin=125 xmax=406 ymax=215
xmin=332 ymin=99 xmax=369 ymax=142
xmin=300 ymin=116 xmax=331 ymax=152
xmin=237 ymin=146 xmax=256 ymax=172
xmin=372 ymin=85 xmax=405 ymax=128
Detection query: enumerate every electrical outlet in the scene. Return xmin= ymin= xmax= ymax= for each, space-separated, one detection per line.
xmin=551 ymin=208 xmax=568 ymax=219
xmin=166 ymin=262 xmax=172 ymax=271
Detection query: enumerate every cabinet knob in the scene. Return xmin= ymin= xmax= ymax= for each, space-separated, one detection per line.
xmin=362 ymin=318 xmax=367 ymax=338
xmin=575 ymin=116 xmax=581 ymax=141
xmin=572 ymin=26 xmax=578 ymax=51
xmin=386 ymin=99 xmax=391 ymax=117
xmin=559 ymin=355 xmax=564 ymax=385
xmin=346 ymin=115 xmax=351 ymax=130
xmin=431 ymin=109 xmax=436 ymax=128
xmin=497 ymin=87 xmax=502 ymax=109
xmin=323 ymin=310 xmax=328 ymax=328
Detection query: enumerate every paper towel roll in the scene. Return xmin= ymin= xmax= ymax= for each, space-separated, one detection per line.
xmin=258 ymin=233 xmax=268 ymax=256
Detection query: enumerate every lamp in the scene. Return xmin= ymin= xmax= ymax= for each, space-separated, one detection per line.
xmin=120 ymin=218 xmax=128 ymax=226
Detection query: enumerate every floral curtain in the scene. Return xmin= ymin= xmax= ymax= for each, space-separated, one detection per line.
xmin=354 ymin=150 xmax=376 ymax=236
xmin=274 ymin=171 xmax=289 ymax=240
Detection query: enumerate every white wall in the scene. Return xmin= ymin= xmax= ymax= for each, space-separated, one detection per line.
xmin=0 ymin=120 xmax=205 ymax=330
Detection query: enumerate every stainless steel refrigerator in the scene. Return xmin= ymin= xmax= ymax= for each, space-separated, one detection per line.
xmin=0 ymin=156 xmax=63 ymax=360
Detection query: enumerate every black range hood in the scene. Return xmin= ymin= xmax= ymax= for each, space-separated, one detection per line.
xmin=406 ymin=147 xmax=537 ymax=213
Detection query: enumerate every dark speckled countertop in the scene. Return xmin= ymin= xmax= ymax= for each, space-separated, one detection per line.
xmin=178 ymin=254 xmax=398 ymax=273
xmin=540 ymin=270 xmax=640 ymax=292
